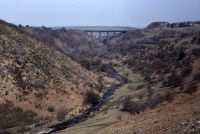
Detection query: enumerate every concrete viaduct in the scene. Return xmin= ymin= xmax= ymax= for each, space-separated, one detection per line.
xmin=63 ymin=26 xmax=134 ymax=40
xmin=84 ymin=30 xmax=128 ymax=39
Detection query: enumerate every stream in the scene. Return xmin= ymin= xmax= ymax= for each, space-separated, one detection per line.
xmin=40 ymin=69 xmax=125 ymax=134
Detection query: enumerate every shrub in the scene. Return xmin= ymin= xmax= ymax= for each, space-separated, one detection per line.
xmin=48 ymin=106 xmax=55 ymax=113
xmin=136 ymin=84 xmax=145 ymax=90
xmin=193 ymin=72 xmax=200 ymax=81
xmin=181 ymin=66 xmax=192 ymax=77
xmin=177 ymin=51 xmax=186 ymax=61
xmin=162 ymin=66 xmax=171 ymax=74
xmin=0 ymin=102 xmax=38 ymax=130
xmin=163 ymin=74 xmax=183 ymax=87
xmin=84 ymin=91 xmax=100 ymax=106
xmin=18 ymin=24 xmax=23 ymax=28
xmin=146 ymin=86 xmax=153 ymax=98
xmin=80 ymin=60 xmax=90 ymax=70
xmin=122 ymin=92 xmax=173 ymax=114
xmin=116 ymin=114 xmax=122 ymax=121
xmin=56 ymin=106 xmax=68 ymax=121
xmin=191 ymin=48 xmax=200 ymax=57
xmin=182 ymin=56 xmax=191 ymax=66
xmin=144 ymin=74 xmax=151 ymax=82
xmin=122 ymin=97 xmax=144 ymax=115
xmin=127 ymin=84 xmax=134 ymax=91
xmin=184 ymin=82 xmax=197 ymax=94
xmin=148 ymin=92 xmax=174 ymax=108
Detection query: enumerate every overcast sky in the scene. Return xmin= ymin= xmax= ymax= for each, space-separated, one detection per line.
xmin=0 ymin=0 xmax=199 ymax=27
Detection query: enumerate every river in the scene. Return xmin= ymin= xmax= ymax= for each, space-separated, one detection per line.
xmin=39 ymin=68 xmax=125 ymax=134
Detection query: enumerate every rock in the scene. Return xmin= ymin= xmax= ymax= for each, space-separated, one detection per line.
xmin=37 ymin=128 xmax=54 ymax=134
xmin=113 ymin=105 xmax=118 ymax=109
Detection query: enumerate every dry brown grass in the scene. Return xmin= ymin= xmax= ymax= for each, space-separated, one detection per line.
xmin=97 ymin=88 xmax=200 ymax=134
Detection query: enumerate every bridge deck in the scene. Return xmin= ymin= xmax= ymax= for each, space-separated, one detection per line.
xmin=84 ymin=30 xmax=129 ymax=33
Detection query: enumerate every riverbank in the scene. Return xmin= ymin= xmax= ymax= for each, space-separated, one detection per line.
xmin=54 ymin=66 xmax=145 ymax=134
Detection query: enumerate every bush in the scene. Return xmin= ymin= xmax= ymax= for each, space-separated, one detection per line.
xmin=144 ymin=75 xmax=151 ymax=82
xmin=18 ymin=24 xmax=23 ymax=28
xmin=116 ymin=114 xmax=122 ymax=121
xmin=127 ymin=84 xmax=134 ymax=91
xmin=146 ymin=86 xmax=153 ymax=98
xmin=84 ymin=91 xmax=100 ymax=106
xmin=177 ymin=51 xmax=186 ymax=61
xmin=182 ymin=56 xmax=191 ymax=66
xmin=163 ymin=74 xmax=183 ymax=87
xmin=191 ymin=48 xmax=200 ymax=57
xmin=122 ymin=97 xmax=143 ymax=115
xmin=181 ymin=66 xmax=192 ymax=77
xmin=184 ymin=82 xmax=197 ymax=94
xmin=0 ymin=102 xmax=39 ymax=130
xmin=162 ymin=66 xmax=171 ymax=74
xmin=122 ymin=92 xmax=173 ymax=115
xmin=193 ymin=72 xmax=200 ymax=81
xmin=80 ymin=60 xmax=90 ymax=70
xmin=148 ymin=92 xmax=174 ymax=108
xmin=48 ymin=106 xmax=55 ymax=113
xmin=56 ymin=106 xmax=68 ymax=121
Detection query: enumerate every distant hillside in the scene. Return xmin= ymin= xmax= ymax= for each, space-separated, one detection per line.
xmin=0 ymin=19 xmax=99 ymax=132
xmin=23 ymin=26 xmax=108 ymax=62
xmin=54 ymin=26 xmax=135 ymax=31
xmin=108 ymin=21 xmax=200 ymax=91
xmin=107 ymin=21 xmax=200 ymax=53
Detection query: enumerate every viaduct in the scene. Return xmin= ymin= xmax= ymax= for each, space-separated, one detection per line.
xmin=84 ymin=29 xmax=128 ymax=39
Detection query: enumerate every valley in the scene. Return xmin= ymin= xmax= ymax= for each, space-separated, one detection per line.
xmin=0 ymin=19 xmax=200 ymax=134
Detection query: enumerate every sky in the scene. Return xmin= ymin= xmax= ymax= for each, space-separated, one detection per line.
xmin=0 ymin=0 xmax=199 ymax=27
